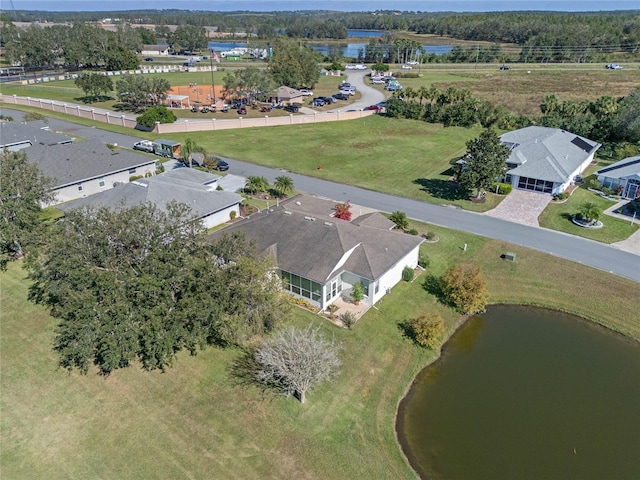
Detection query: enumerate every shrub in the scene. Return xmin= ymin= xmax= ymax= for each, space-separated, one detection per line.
xmin=494 ymin=182 xmax=512 ymax=195
xmin=402 ymin=266 xmax=414 ymax=282
xmin=553 ymin=192 xmax=568 ymax=201
xmin=334 ymin=201 xmax=352 ymax=221
xmin=326 ymin=304 xmax=339 ymax=319
xmin=407 ymin=228 xmax=419 ymax=236
xmin=216 ymin=185 xmax=223 ymax=191
xmin=389 ymin=210 xmax=409 ymax=230
xmin=408 ymin=313 xmax=445 ymax=349
xmin=424 ymin=231 xmax=436 ymax=241
xmin=418 ymin=253 xmax=430 ymax=269
xmin=144 ymin=171 xmax=152 ymax=178
xmin=155 ymin=163 xmax=165 ymax=174
xmin=129 ymin=175 xmax=143 ymax=182
xmin=371 ymin=63 xmax=389 ymax=72
xmin=230 ymin=210 xmax=237 ymax=220
xmin=588 ymin=178 xmax=602 ymax=190
xmin=351 ymin=282 xmax=364 ymax=304
xmin=439 ymin=263 xmax=488 ymax=314
xmin=136 ymin=105 xmax=177 ymax=128
xmin=339 ymin=312 xmax=356 ymax=329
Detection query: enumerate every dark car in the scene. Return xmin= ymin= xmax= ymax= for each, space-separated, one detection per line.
xmin=333 ymin=92 xmax=349 ymax=101
xmin=319 ymin=96 xmax=337 ymax=104
xmin=237 ymin=107 xmax=247 ymax=115
xmin=312 ymin=98 xmax=325 ymax=107
xmin=260 ymin=106 xmax=272 ymax=112
xmin=284 ymin=104 xmax=299 ymax=113
xmin=216 ymin=159 xmax=229 ymax=171
xmin=499 ymin=64 xmax=510 ymax=70
xmin=144 ymin=57 xmax=154 ymax=62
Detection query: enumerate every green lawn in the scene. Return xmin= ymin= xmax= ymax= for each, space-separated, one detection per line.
xmin=2 ymin=222 xmax=639 ymax=479
xmin=539 ymin=187 xmax=638 ymax=243
xmin=161 ymin=116 xmax=498 ymax=211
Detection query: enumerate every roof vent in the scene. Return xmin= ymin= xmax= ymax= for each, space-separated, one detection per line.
xmin=324 ymin=221 xmax=333 ymax=227
xmin=304 ymin=216 xmax=316 ymax=221
xmin=284 ymin=210 xmax=292 ymax=215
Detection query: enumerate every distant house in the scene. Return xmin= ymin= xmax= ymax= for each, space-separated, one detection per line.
xmin=58 ymin=167 xmax=242 ymax=229
xmin=500 ymin=126 xmax=601 ymax=195
xmin=24 ymin=140 xmax=157 ymax=205
xmin=140 ymin=44 xmax=170 ymax=56
xmin=210 ymin=195 xmax=423 ymax=310
xmin=595 ymin=155 xmax=640 ymax=200
xmin=0 ymin=121 xmax=73 ymax=151
xmin=272 ymin=86 xmax=305 ymax=105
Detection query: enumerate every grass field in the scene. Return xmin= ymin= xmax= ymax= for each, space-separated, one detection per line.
xmin=2 ymin=220 xmax=639 ymax=480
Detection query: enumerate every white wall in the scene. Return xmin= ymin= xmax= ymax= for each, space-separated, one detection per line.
xmin=370 ymin=245 xmax=421 ymax=305
xmin=51 ymin=163 xmax=156 ymax=205
xmin=202 ymin=204 xmax=240 ymax=230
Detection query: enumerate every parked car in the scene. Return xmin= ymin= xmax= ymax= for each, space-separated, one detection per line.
xmin=333 ymin=92 xmax=350 ymax=100
xmin=191 ymin=105 xmax=199 ymax=113
xmin=339 ymin=87 xmax=356 ymax=95
xmin=284 ymin=104 xmax=299 ymax=113
xmin=401 ymin=64 xmax=412 ymax=70
xmin=407 ymin=60 xmax=419 ymax=65
xmin=299 ymin=88 xmax=313 ymax=96
xmin=144 ymin=57 xmax=154 ymax=62
xmin=260 ymin=106 xmax=272 ymax=112
xmin=318 ymin=97 xmax=338 ymax=105
xmin=215 ymin=159 xmax=229 ymax=171
xmin=606 ymin=63 xmax=623 ymax=70
xmin=339 ymin=82 xmax=352 ymax=89
xmin=133 ymin=140 xmax=154 ymax=153
xmin=499 ymin=64 xmax=510 ymax=70
xmin=364 ymin=105 xmax=384 ymax=112
xmin=237 ymin=107 xmax=247 ymax=115
xmin=312 ymin=98 xmax=325 ymax=107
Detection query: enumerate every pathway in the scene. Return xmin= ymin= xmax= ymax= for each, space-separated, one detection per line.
xmin=484 ymin=189 xmax=552 ymax=226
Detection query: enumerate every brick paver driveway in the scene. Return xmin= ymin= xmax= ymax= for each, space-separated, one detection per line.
xmin=484 ymin=189 xmax=552 ymax=226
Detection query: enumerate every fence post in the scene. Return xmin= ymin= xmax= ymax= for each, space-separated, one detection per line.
xmin=184 ymin=119 xmax=188 ymax=132
xmin=91 ymin=109 xmax=95 ymax=120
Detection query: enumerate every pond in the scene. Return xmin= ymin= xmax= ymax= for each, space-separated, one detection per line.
xmin=397 ymin=305 xmax=640 ymax=480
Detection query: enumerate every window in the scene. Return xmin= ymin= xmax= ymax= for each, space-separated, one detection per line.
xmin=128 ymin=168 xmax=137 ymax=174
xmin=98 ymin=177 xmax=105 ymax=188
xmin=78 ymin=185 xmax=83 ymax=191
xmin=374 ymin=281 xmax=380 ymax=294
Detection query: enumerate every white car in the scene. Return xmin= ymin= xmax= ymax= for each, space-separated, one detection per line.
xmin=299 ymin=88 xmax=313 ymax=96
xmin=407 ymin=61 xmax=419 ymax=65
xmin=606 ymin=63 xmax=623 ymax=70
xmin=401 ymin=64 xmax=412 ymax=70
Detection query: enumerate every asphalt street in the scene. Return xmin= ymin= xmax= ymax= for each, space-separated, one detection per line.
xmin=3 ymin=107 xmax=639 ymax=283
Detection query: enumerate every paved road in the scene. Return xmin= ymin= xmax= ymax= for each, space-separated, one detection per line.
xmin=3 ymin=107 xmax=638 ymax=283
xmin=223 ymin=158 xmax=640 ymax=283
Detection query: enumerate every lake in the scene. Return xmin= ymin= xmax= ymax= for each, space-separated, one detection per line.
xmin=396 ymin=305 xmax=640 ymax=480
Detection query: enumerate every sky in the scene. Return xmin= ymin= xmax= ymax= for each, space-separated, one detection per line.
xmin=9 ymin=1 xmax=639 ymax=12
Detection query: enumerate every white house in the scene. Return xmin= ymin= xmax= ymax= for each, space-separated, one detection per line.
xmin=211 ymin=195 xmax=423 ymax=310
xmin=24 ymin=140 xmax=157 ymax=205
xmin=595 ymin=155 xmax=640 ymax=200
xmin=57 ymin=167 xmax=242 ymax=230
xmin=500 ymin=126 xmax=601 ymax=195
xmin=140 ymin=45 xmax=170 ymax=56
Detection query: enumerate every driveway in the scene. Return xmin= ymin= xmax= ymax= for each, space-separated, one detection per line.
xmin=484 ymin=189 xmax=552 ymax=226
xmin=328 ymin=70 xmax=385 ymax=112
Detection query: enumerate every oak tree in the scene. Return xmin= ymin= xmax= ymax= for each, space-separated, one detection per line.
xmin=0 ymin=151 xmax=55 ymax=270
xmin=439 ymin=263 xmax=489 ymax=315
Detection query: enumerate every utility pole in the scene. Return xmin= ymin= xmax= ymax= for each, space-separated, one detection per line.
xmin=209 ymin=54 xmax=216 ymax=105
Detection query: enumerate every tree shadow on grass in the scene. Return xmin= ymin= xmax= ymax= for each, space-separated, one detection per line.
xmin=414 ymin=178 xmax=470 ymax=201
xmin=227 ymin=347 xmax=282 ymax=401
xmin=560 ymin=212 xmax=577 ymax=224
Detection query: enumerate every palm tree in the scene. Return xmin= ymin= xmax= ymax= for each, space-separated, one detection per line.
xmin=181 ymin=137 xmax=206 ymax=168
xmin=578 ymin=202 xmax=601 ymax=225
xmin=274 ymin=175 xmax=294 ymax=198
xmin=245 ymin=176 xmax=269 ymax=194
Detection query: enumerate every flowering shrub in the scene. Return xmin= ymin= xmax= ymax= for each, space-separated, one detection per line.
xmin=334 ymin=201 xmax=352 ymax=221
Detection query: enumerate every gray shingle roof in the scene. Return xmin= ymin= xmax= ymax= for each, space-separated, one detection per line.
xmin=352 ymin=212 xmax=396 ymax=230
xmin=274 ymin=86 xmax=303 ymax=99
xmin=595 ymin=155 xmax=640 ymax=180
xmin=57 ymin=169 xmax=242 ymax=219
xmin=210 ymin=203 xmax=423 ymax=284
xmin=24 ymin=140 xmax=157 ymax=188
xmin=0 ymin=121 xmax=73 ymax=148
xmin=501 ymin=126 xmax=601 ymax=183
